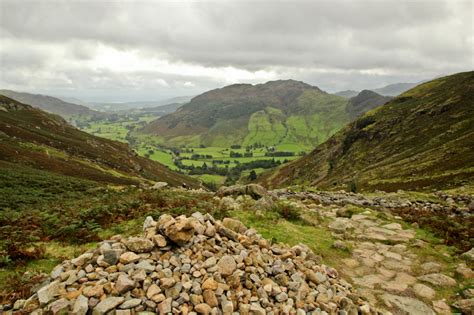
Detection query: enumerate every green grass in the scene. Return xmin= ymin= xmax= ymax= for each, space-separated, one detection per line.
xmin=82 ymin=121 xmax=130 ymax=142
xmin=243 ymin=107 xmax=287 ymax=147
xmin=135 ymin=146 xmax=177 ymax=170
xmin=191 ymin=174 xmax=227 ymax=186
xmin=230 ymin=209 xmax=350 ymax=264
xmin=0 ymin=162 xmax=98 ymax=210
xmin=80 ymin=114 xmax=161 ymax=143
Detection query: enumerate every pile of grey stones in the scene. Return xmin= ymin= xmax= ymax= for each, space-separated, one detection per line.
xmin=15 ymin=213 xmax=375 ymax=314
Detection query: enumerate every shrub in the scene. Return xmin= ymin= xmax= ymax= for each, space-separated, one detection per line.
xmin=271 ymin=201 xmax=301 ymax=221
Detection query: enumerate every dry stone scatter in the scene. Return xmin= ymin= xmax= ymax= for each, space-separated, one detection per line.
xmin=273 ymin=192 xmax=473 ymax=314
xmin=15 ymin=213 xmax=375 ymax=314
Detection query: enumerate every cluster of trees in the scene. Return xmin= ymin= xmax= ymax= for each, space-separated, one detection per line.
xmin=190 ymin=154 xmax=213 ymax=160
xmin=229 ymin=151 xmax=253 ymax=158
xmin=174 ymin=158 xmax=282 ymax=185
xmin=248 ymin=142 xmax=265 ymax=149
xmin=224 ymin=159 xmax=281 ymax=185
xmin=264 ymin=151 xmax=295 ymax=157
xmin=180 ymin=148 xmax=194 ymax=153
xmin=211 ymin=160 xmax=231 ymax=165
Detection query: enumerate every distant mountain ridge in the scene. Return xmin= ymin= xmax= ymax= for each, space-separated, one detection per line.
xmin=372 ymin=82 xmax=419 ymax=96
xmin=0 ymin=89 xmax=104 ymax=121
xmin=0 ymin=95 xmax=200 ymax=188
xmin=334 ymin=90 xmax=359 ymax=98
xmin=140 ymin=80 xmax=352 ymax=149
xmin=90 ymin=96 xmax=193 ymax=112
xmin=140 ymin=80 xmax=396 ymax=150
xmin=334 ymin=82 xmax=420 ymax=98
xmin=121 ymin=103 xmax=183 ymax=116
xmin=259 ymin=71 xmax=474 ymax=191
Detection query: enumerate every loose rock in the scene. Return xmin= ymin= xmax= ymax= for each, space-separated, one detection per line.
xmin=18 ymin=213 xmax=375 ymax=314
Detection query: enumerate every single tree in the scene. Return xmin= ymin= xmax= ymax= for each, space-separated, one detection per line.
xmin=248 ymin=170 xmax=257 ymax=181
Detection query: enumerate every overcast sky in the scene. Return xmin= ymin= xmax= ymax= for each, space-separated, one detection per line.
xmin=0 ymin=0 xmax=472 ymax=102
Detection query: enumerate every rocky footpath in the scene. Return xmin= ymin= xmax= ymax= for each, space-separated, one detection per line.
xmin=212 ymin=185 xmax=474 ymax=314
xmin=273 ymin=192 xmax=474 ymax=314
xmin=275 ymin=189 xmax=474 ymax=218
xmin=13 ymin=213 xmax=375 ymax=314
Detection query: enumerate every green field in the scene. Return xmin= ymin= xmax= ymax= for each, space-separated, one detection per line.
xmin=191 ymin=174 xmax=227 ymax=186
xmin=78 ymin=113 xmax=307 ymax=188
xmin=82 ymin=121 xmax=129 ymax=142
xmin=80 ymin=114 xmax=159 ymax=143
xmin=135 ymin=146 xmax=177 ymax=170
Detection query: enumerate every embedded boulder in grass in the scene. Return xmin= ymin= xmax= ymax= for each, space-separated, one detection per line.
xmin=17 ymin=213 xmax=376 ymax=314
xmin=152 ymin=181 xmax=168 ymax=190
xmin=222 ymin=217 xmax=247 ymax=233
xmin=461 ymin=247 xmax=474 ymax=262
xmin=216 ymin=183 xmax=268 ymax=200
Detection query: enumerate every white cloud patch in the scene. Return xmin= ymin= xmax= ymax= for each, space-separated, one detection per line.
xmin=0 ymin=0 xmax=472 ymax=101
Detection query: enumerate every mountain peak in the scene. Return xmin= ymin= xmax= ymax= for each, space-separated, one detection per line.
xmin=346 ymin=90 xmax=392 ymax=119
xmin=141 ymin=79 xmax=345 ymax=147
xmin=356 ymin=89 xmax=382 ymax=98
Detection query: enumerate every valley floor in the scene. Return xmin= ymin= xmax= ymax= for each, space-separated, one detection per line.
xmin=77 ymin=115 xmax=307 ymax=188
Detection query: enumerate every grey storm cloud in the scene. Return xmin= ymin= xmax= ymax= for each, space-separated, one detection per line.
xmin=0 ymin=0 xmax=472 ymax=101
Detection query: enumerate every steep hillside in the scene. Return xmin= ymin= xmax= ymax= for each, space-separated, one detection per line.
xmin=0 ymin=89 xmax=105 ymax=121
xmin=140 ymin=80 xmax=350 ymax=149
xmin=346 ymin=90 xmax=392 ymax=120
xmin=259 ymin=71 xmax=474 ymax=191
xmin=0 ymin=96 xmax=200 ymax=192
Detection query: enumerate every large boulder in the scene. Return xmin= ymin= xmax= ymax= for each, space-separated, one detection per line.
xmin=216 ymin=184 xmax=268 ymax=200
xmin=159 ymin=215 xmax=197 ymax=246
xmin=124 ymin=237 xmax=154 ymax=253
xmin=417 ymin=273 xmax=457 ymax=287
xmin=461 ymin=247 xmax=474 ymax=262
xmin=152 ymin=181 xmax=168 ymax=190
xmin=453 ymin=298 xmax=474 ymax=314
xmin=222 ymin=218 xmax=247 ymax=234
xmin=37 ymin=281 xmax=64 ymax=305
xmin=381 ymin=294 xmax=435 ymax=315
xmin=245 ymin=184 xmax=269 ymax=200
xmin=219 ymin=196 xmax=241 ymax=211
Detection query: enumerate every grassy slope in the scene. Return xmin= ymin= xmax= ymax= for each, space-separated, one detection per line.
xmin=259 ymin=71 xmax=474 ymax=191
xmin=0 ymin=95 xmax=200 ymax=189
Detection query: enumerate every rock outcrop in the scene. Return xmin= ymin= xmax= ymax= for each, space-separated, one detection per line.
xmin=16 ymin=214 xmax=374 ymax=314
xmin=216 ymin=184 xmax=269 ymax=200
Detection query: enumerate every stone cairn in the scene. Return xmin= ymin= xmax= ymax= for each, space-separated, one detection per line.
xmin=16 ymin=213 xmax=375 ymax=314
